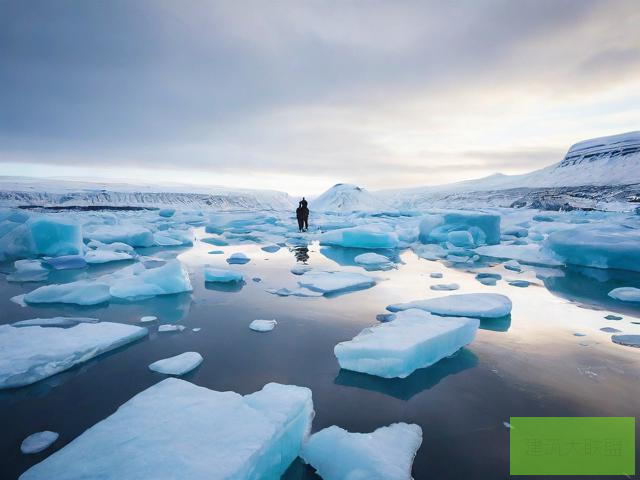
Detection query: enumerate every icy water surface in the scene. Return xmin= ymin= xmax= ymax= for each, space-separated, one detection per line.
xmin=2 ymin=232 xmax=640 ymax=479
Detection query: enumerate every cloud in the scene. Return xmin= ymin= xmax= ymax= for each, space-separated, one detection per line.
xmin=0 ymin=0 xmax=639 ymax=192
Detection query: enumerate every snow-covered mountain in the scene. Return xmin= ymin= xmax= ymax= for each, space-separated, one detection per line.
xmin=310 ymin=183 xmax=388 ymax=212
xmin=379 ymin=131 xmax=640 ymax=211
xmin=0 ymin=177 xmax=294 ymax=211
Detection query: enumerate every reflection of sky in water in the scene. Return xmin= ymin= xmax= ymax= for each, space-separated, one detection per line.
xmin=1 ymin=231 xmax=639 ymax=479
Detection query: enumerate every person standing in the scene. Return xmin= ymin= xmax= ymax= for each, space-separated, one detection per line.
xmin=296 ymin=203 xmax=304 ymax=232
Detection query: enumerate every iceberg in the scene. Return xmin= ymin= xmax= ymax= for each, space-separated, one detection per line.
xmin=148 ymin=352 xmax=203 ymax=375
xmin=0 ymin=322 xmax=147 ymax=389
xmin=226 ymin=252 xmax=250 ymax=264
xmin=21 ymin=378 xmax=313 ymax=480
xmin=0 ymin=216 xmax=83 ymax=259
xmin=250 ymin=319 xmax=278 ymax=332
xmin=204 ymin=267 xmax=243 ymax=283
xmin=298 ymin=271 xmax=376 ymax=295
xmin=419 ymin=211 xmax=500 ymax=246
xmin=320 ymin=225 xmax=399 ymax=249
xmin=85 ymin=224 xmax=154 ymax=247
xmin=608 ymin=287 xmax=640 ymax=302
xmin=21 ymin=431 xmax=59 ymax=454
xmin=24 ymin=280 xmax=112 ymax=306
xmin=546 ymin=225 xmax=640 ymax=272
xmin=301 ymin=423 xmax=422 ymax=480
xmin=7 ymin=259 xmax=49 ymax=282
xmin=335 ymin=309 xmax=479 ymax=378
xmin=388 ymin=293 xmax=512 ymax=319
xmin=108 ymin=260 xmax=193 ymax=300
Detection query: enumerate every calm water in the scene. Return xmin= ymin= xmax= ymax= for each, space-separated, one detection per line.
xmin=2 ymin=231 xmax=640 ymax=479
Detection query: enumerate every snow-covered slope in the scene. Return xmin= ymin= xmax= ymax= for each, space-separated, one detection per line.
xmin=379 ymin=131 xmax=640 ymax=211
xmin=311 ymin=183 xmax=388 ymax=212
xmin=0 ymin=177 xmax=294 ymax=211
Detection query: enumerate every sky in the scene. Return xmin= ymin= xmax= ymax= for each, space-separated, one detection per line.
xmin=1 ymin=0 xmax=639 ymax=195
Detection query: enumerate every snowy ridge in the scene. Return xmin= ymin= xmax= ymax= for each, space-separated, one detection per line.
xmin=0 ymin=177 xmax=294 ymax=211
xmin=311 ymin=183 xmax=388 ymax=212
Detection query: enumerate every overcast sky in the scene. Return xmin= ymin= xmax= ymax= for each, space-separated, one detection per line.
xmin=1 ymin=0 xmax=639 ymax=195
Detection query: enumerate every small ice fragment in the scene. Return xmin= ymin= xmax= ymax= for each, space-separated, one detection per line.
xmin=266 ymin=287 xmax=323 ymax=297
xmin=45 ymin=255 xmax=87 ymax=270
xmin=503 ymin=260 xmax=522 ymax=272
xmin=208 ymin=250 xmax=224 ymax=255
xmin=600 ymin=327 xmax=621 ymax=333
xmin=158 ymin=324 xmax=186 ymax=333
xmin=149 ymin=352 xmax=203 ymax=375
xmin=301 ymin=423 xmax=422 ymax=480
xmin=252 ymin=277 xmax=262 ymax=282
xmin=158 ymin=208 xmax=175 ymax=218
xmin=354 ymin=252 xmax=392 ymax=269
xmin=12 ymin=317 xmax=98 ymax=328
xmin=202 ymin=236 xmax=229 ymax=246
xmin=507 ymin=279 xmax=531 ymax=288
xmin=430 ymin=272 xmax=443 ymax=278
xmin=21 ymin=431 xmax=59 ymax=454
xmin=503 ymin=422 xmax=513 ymax=429
xmin=249 ymin=319 xmax=277 ymax=332
xmin=388 ymin=293 xmax=512 ymax=319
xmin=573 ymin=332 xmax=586 ymax=337
xmin=192 ymin=328 xmax=201 ymax=332
xmin=604 ymin=314 xmax=623 ymax=321
xmin=85 ymin=250 xmax=132 ymax=264
xmin=226 ymin=252 xmax=250 ymax=265
xmin=430 ymin=283 xmax=459 ymax=291
xmin=140 ymin=316 xmax=157 ymax=323
xmin=611 ymin=334 xmax=640 ymax=347
xmin=291 ymin=265 xmax=312 ymax=275
xmin=261 ymin=245 xmax=281 ymax=253
xmin=10 ymin=294 xmax=27 ymax=307
xmin=7 ymin=259 xmax=49 ymax=282
xmin=204 ymin=266 xmax=243 ymax=283
xmin=376 ymin=313 xmax=396 ymax=323
xmin=608 ymin=287 xmax=640 ymax=302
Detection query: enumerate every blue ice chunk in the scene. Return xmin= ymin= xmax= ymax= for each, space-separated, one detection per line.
xmin=388 ymin=293 xmax=512 ymax=319
xmin=158 ymin=208 xmax=176 ymax=218
xmin=21 ymin=379 xmax=313 ymax=479
xmin=546 ymin=225 xmax=640 ymax=272
xmin=85 ymin=225 xmax=154 ymax=247
xmin=320 ymin=225 xmax=399 ymax=249
xmin=419 ymin=211 xmax=501 ymax=246
xmin=335 ymin=309 xmax=479 ymax=378
xmin=204 ymin=267 xmax=243 ymax=283
xmin=226 ymin=252 xmax=250 ymax=264
xmin=301 ymin=423 xmax=422 ymax=480
xmin=45 ymin=254 xmax=88 ymax=270
xmin=0 ymin=216 xmax=83 ymax=259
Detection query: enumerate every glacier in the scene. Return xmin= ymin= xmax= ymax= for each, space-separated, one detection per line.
xmin=301 ymin=423 xmax=422 ymax=480
xmin=148 ymin=352 xmax=203 ymax=375
xmin=388 ymin=293 xmax=512 ymax=319
xmin=20 ymin=379 xmax=313 ymax=480
xmin=334 ymin=309 xmax=479 ymax=378
xmin=0 ymin=322 xmax=147 ymax=389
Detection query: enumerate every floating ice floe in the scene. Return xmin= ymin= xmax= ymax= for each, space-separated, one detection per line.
xmin=85 ymin=249 xmax=133 ymax=264
xmin=0 ymin=216 xmax=83 ymax=259
xmin=604 ymin=314 xmax=623 ymax=321
xmin=24 ymin=280 xmax=112 ymax=306
xmin=475 ymin=244 xmax=562 ymax=267
xmin=507 ymin=279 xmax=531 ymax=288
xmin=0 ymin=322 xmax=147 ymax=389
xmin=109 ymin=260 xmax=193 ymax=300
xmin=475 ymin=273 xmax=501 ymax=286
xmin=320 ymin=225 xmax=399 ymax=250
xmin=600 ymin=327 xmax=621 ymax=333
xmin=158 ymin=324 xmax=186 ymax=332
xmin=291 ymin=265 xmax=312 ymax=275
xmin=419 ymin=211 xmax=500 ymax=246
xmin=204 ymin=266 xmax=243 ymax=283
xmin=608 ymin=287 xmax=640 ymax=302
xmin=430 ymin=283 xmax=459 ymax=291
xmin=298 ymin=271 xmax=376 ymax=295
xmin=7 ymin=259 xmax=49 ymax=282
xmin=301 ymin=422 xmax=422 ymax=480
xmin=611 ymin=334 xmax=640 ymax=348
xmin=430 ymin=272 xmax=443 ymax=278
xmin=12 ymin=317 xmax=99 ymax=328
xmin=546 ymin=225 xmax=640 ymax=272
xmin=208 ymin=250 xmax=224 ymax=255
xmin=140 ymin=316 xmax=157 ymax=323
xmin=354 ymin=252 xmax=393 ymax=270
xmin=261 ymin=245 xmax=281 ymax=253
xmin=335 ymin=309 xmax=479 ymax=378
xmin=226 ymin=252 xmax=250 ymax=264
xmin=267 ymin=287 xmax=323 ymax=297
xmin=387 ymin=293 xmax=512 ymax=319
xmin=250 ymin=319 xmax=277 ymax=332
xmin=85 ymin=224 xmax=154 ymax=247
xmin=149 ymin=352 xmax=203 ymax=375
xmin=503 ymin=260 xmax=522 ymax=272
xmin=21 ymin=431 xmax=59 ymax=454
xmin=20 ymin=378 xmax=313 ymax=479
